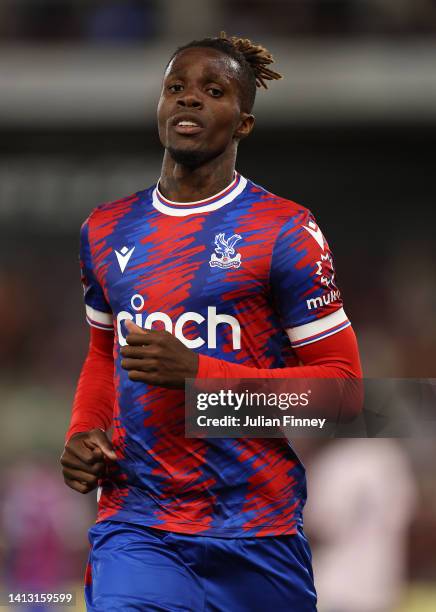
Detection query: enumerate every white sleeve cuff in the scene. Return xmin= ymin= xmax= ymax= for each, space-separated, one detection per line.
xmin=85 ymin=305 xmax=113 ymax=331
xmin=286 ymin=307 xmax=350 ymax=348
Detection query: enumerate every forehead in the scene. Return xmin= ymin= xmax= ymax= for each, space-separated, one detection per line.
xmin=164 ymin=47 xmax=241 ymax=82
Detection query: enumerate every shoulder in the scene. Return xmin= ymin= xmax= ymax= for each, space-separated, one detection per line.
xmin=245 ymin=179 xmax=315 ymax=227
xmin=81 ymin=186 xmax=154 ymax=231
xmin=245 ymin=181 xmax=332 ymax=256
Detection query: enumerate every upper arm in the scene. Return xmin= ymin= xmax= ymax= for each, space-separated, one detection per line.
xmin=270 ymin=209 xmax=350 ymax=350
xmin=80 ymin=218 xmax=113 ymax=332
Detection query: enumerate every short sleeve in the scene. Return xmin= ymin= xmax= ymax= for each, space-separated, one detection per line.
xmin=80 ymin=218 xmax=113 ymax=331
xmin=270 ymin=209 xmax=350 ymax=348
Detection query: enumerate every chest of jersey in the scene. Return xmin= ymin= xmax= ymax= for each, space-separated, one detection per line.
xmin=94 ymin=204 xmax=279 ymax=351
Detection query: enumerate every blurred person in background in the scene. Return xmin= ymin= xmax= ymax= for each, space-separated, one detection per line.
xmin=1 ymin=460 xmax=93 ymax=611
xmin=60 ymin=32 xmax=361 ymax=611
xmin=305 ymin=439 xmax=417 ymax=612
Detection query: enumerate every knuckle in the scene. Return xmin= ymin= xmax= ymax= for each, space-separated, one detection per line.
xmin=82 ymin=454 xmax=96 ymax=466
xmin=89 ymin=462 xmax=103 ymax=475
xmin=77 ymin=481 xmax=88 ymax=493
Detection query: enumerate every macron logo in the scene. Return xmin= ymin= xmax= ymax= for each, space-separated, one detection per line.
xmin=115 ymin=246 xmax=135 ymax=273
xmin=303 ymin=221 xmax=325 ymax=250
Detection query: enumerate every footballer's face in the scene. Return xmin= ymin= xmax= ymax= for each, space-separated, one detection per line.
xmin=157 ymin=47 xmax=254 ymax=167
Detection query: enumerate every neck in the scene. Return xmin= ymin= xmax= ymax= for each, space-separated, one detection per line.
xmin=158 ymin=146 xmax=237 ymax=203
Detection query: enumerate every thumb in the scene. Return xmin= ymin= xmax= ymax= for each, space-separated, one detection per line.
xmin=125 ymin=319 xmax=147 ymax=334
xmin=85 ymin=430 xmax=117 ymax=461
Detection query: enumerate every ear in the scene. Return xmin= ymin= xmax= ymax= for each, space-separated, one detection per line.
xmin=234 ymin=113 xmax=255 ymax=141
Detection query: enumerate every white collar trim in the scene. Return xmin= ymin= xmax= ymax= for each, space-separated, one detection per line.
xmin=151 ymin=173 xmax=247 ymax=217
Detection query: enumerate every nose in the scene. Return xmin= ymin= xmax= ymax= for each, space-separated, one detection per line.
xmin=176 ymin=91 xmax=202 ymax=109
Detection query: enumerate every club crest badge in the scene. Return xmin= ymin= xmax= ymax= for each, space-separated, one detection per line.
xmin=209 ymin=233 xmax=242 ymax=269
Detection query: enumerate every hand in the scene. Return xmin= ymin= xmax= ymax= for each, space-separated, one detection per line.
xmin=120 ymin=319 xmax=199 ymax=389
xmin=60 ymin=429 xmax=117 ymax=494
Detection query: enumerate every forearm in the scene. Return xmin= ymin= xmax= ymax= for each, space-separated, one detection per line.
xmin=196 ymin=326 xmax=363 ymax=422
xmin=66 ymin=327 xmax=115 ymax=442
xmin=198 ymin=357 xmax=356 ymax=379
xmin=197 ymin=326 xmax=362 ymax=380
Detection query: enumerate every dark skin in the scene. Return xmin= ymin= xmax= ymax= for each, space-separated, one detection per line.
xmin=61 ymin=429 xmax=117 ymax=494
xmin=61 ymin=47 xmax=255 ymax=493
xmin=157 ymin=46 xmax=254 ymax=201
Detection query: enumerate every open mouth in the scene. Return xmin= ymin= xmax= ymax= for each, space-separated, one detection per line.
xmin=172 ymin=117 xmax=204 ymax=135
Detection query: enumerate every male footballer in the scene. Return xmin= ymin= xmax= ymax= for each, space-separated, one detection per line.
xmin=61 ymin=33 xmax=362 ymax=611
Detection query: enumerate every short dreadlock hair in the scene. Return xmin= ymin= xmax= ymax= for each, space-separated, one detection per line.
xmin=167 ymin=32 xmax=282 ymax=113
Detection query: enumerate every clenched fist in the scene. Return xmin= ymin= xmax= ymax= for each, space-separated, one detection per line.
xmin=120 ymin=319 xmax=199 ymax=389
xmin=60 ymin=429 xmax=117 ymax=494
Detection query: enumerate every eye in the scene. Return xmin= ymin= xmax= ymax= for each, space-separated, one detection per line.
xmin=207 ymin=87 xmax=223 ymax=97
xmin=168 ymin=83 xmax=184 ymax=93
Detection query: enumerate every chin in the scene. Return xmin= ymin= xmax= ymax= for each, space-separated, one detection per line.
xmin=168 ymin=146 xmax=214 ymax=168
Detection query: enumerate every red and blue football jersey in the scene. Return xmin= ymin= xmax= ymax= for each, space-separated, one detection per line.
xmin=80 ymin=172 xmax=349 ymax=536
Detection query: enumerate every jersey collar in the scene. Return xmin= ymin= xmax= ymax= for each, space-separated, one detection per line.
xmin=151 ymin=172 xmax=247 ymax=216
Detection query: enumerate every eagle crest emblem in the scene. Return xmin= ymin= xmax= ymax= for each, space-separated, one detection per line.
xmin=209 ymin=233 xmax=242 ymax=269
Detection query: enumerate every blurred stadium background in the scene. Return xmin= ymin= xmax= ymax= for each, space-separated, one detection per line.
xmin=0 ymin=1 xmax=435 ymax=610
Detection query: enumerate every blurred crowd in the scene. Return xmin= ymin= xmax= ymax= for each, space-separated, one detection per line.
xmin=0 ymin=0 xmax=436 ymax=43
xmin=0 ymin=0 xmax=159 ymax=43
